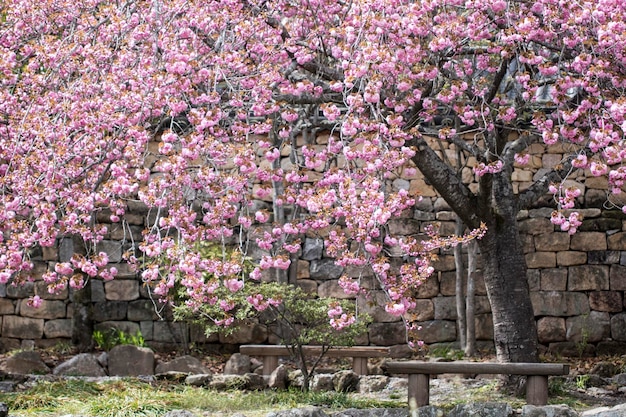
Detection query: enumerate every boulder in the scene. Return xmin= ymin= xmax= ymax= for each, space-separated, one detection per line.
xmin=207 ymin=374 xmax=248 ymax=390
xmin=0 ymin=350 xmax=49 ymax=375
xmin=155 ymin=355 xmax=210 ymax=375
xmin=267 ymin=406 xmax=329 ymax=417
xmin=333 ymin=409 xmax=410 ymax=417
xmin=107 ymin=345 xmax=155 ymax=376
xmin=449 ymin=403 xmax=512 ymax=417
xmin=332 ymin=370 xmax=359 ymax=393
xmin=522 ymin=404 xmax=579 ymax=417
xmin=582 ymin=404 xmax=626 ymax=417
xmin=310 ymin=373 xmax=334 ymax=392
xmin=53 ymin=353 xmax=107 ymax=377
xmin=268 ymin=364 xmax=289 ymax=389
xmin=223 ymin=353 xmax=251 ymax=375
xmin=185 ymin=374 xmax=212 ymax=386
xmin=244 ymin=372 xmax=267 ymax=390
xmin=357 ymin=375 xmax=390 ymax=393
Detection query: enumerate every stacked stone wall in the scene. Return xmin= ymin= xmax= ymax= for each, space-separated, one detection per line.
xmin=1 ymin=134 xmax=625 ymax=355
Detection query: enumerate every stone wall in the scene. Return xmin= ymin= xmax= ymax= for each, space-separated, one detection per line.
xmin=1 ymin=134 xmax=625 ymax=355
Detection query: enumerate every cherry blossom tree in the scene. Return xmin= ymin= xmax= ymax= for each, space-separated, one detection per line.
xmin=1 ymin=0 xmax=624 ymax=363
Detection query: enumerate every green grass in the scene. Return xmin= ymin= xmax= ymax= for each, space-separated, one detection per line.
xmin=0 ymin=378 xmax=404 ymax=417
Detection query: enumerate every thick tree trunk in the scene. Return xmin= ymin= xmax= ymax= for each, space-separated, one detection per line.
xmin=478 ymin=218 xmax=538 ymax=363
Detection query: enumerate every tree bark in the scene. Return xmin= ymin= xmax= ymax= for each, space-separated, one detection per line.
xmin=477 ymin=215 xmax=538 ymax=363
xmin=465 ymin=240 xmax=477 ymax=357
xmin=454 ymin=218 xmax=467 ymax=350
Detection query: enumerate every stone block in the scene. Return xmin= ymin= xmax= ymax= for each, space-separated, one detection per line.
xmin=44 ymin=319 xmax=73 ymax=338
xmin=415 ymin=320 xmax=456 ymax=344
xmin=34 ymin=281 xmax=68 ymax=300
xmin=534 ymin=233 xmax=570 ymax=251
xmin=296 ymin=260 xmax=310 ymax=279
xmin=540 ymin=269 xmax=568 ymax=291
xmin=219 ymin=323 xmax=267 ymax=344
xmin=357 ymin=292 xmax=402 ymax=323
xmin=387 ymin=218 xmax=421 ymax=235
xmin=587 ymin=251 xmax=621 ymax=264
xmin=610 ymin=265 xmax=626 ymax=290
xmin=416 ymin=275 xmax=439 ymax=298
xmin=91 ymin=280 xmax=106 ymax=302
xmin=568 ymin=265 xmax=609 ymax=291
xmin=368 ymin=321 xmax=407 ymax=346
xmin=19 ymin=299 xmax=66 ymax=319
xmin=2 ymin=316 xmax=44 ymax=338
xmin=525 ymin=252 xmax=556 ymax=268
xmin=152 ymin=321 xmax=189 ymax=343
xmin=531 ymin=292 xmax=589 ymax=317
xmin=6 ymin=282 xmax=34 ymax=299
xmin=310 ymin=259 xmax=343 ymax=280
xmin=108 ymin=345 xmax=155 ymax=376
xmin=556 ymin=251 xmax=587 ymax=266
xmin=566 ymin=312 xmax=610 ymax=343
xmin=96 ymin=240 xmax=123 ymax=263
xmin=430 ymin=254 xmax=455 ymax=272
xmin=589 ymin=291 xmax=623 ymax=312
xmin=93 ymin=301 xmax=127 ymax=322
xmin=296 ymin=279 xmax=317 ymax=294
xmin=105 ymin=280 xmax=140 ymax=301
xmin=140 ymin=321 xmax=153 ymax=341
xmin=537 ymin=317 xmax=566 ymax=343
xmin=0 ymin=298 xmax=14 ymax=315
xmin=519 ymin=218 xmax=553 ymax=235
xmin=127 ymin=300 xmax=160 ymax=321
xmin=94 ymin=321 xmax=140 ymax=337
xmin=608 ymin=232 xmax=626 ymax=250
xmin=527 ymin=269 xmax=541 ymax=291
xmin=439 ymin=272 xmax=456 ymax=296
xmin=433 ymin=297 xmax=457 ymax=320
xmin=301 ymin=238 xmax=324 ymax=261
xmin=318 ymin=280 xmax=353 ymax=299
xmin=475 ymin=314 xmax=493 ymax=340
xmin=570 ymin=232 xmax=607 ymax=251
xmin=579 ymin=217 xmax=623 ymax=232
xmin=610 ymin=313 xmax=626 ymax=341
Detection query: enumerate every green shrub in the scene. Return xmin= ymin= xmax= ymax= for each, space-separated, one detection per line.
xmin=93 ymin=329 xmax=145 ymax=351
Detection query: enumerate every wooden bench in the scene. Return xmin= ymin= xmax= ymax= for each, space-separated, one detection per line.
xmin=384 ymin=361 xmax=570 ymax=407
xmin=239 ymin=344 xmax=390 ymax=376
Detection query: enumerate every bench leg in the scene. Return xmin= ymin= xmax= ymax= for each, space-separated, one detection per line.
xmin=263 ymin=356 xmax=279 ymax=376
xmin=352 ymin=358 xmax=368 ymax=375
xmin=526 ymin=375 xmax=548 ymax=406
xmin=408 ymin=373 xmax=430 ymax=409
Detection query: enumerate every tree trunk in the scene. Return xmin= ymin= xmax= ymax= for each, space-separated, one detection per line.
xmin=478 ymin=218 xmax=538 ymax=363
xmin=465 ymin=240 xmax=477 ymax=357
xmin=454 ymin=219 xmax=467 ymax=350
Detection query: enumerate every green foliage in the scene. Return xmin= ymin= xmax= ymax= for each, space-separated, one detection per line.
xmin=0 ymin=378 xmax=402 ymax=417
xmin=428 ymin=344 xmax=465 ymax=360
xmin=575 ymin=374 xmax=590 ymax=390
xmin=93 ymin=329 xmax=145 ymax=351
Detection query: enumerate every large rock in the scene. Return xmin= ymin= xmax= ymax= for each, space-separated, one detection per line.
xmin=610 ymin=313 xmax=626 ymax=341
xmin=267 ymin=406 xmax=329 ymax=417
xmin=224 ymin=353 xmax=251 ymax=375
xmin=522 ymin=404 xmax=578 ymax=417
xmin=0 ymin=350 xmax=49 ymax=375
xmin=448 ymin=402 xmax=512 ymax=417
xmin=310 ymin=373 xmax=334 ymax=392
xmin=107 ymin=345 xmax=155 ymax=376
xmin=333 ymin=409 xmax=409 ymax=417
xmin=155 ymin=355 xmax=209 ymax=375
xmin=357 ymin=375 xmax=390 ymax=393
xmin=53 ymin=353 xmax=107 ymax=377
xmin=581 ymin=403 xmax=626 ymax=417
xmin=269 ymin=364 xmax=289 ymax=389
xmin=332 ymin=370 xmax=359 ymax=393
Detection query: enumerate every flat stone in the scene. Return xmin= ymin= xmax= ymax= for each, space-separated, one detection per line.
xmin=0 ymin=350 xmax=50 ymax=375
xmin=531 ymin=292 xmax=589 ymax=317
xmin=53 ymin=353 xmax=107 ymax=377
xmin=568 ymin=265 xmax=609 ymax=291
xmin=107 ymin=345 xmax=155 ymax=376
xmin=105 ymin=280 xmax=140 ymax=301
xmin=155 ymin=355 xmax=210 ymax=375
xmin=522 ymin=404 xmax=578 ymax=417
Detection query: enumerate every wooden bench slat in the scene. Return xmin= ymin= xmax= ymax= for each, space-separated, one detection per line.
xmin=385 ymin=361 xmax=569 ymax=376
xmin=239 ymin=345 xmax=390 ymax=376
xmin=240 ymin=345 xmax=390 ymax=358
xmin=384 ymin=360 xmax=570 ymax=408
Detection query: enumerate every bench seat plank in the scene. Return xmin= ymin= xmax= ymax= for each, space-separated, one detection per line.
xmin=239 ymin=345 xmax=390 ymax=375
xmin=385 ymin=361 xmax=569 ymax=408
